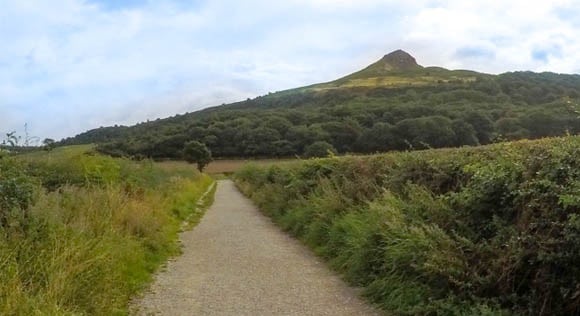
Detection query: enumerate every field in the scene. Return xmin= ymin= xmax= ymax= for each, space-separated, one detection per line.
xmin=235 ymin=136 xmax=580 ymax=315
xmin=312 ymin=74 xmax=477 ymax=91
xmin=157 ymin=158 xmax=296 ymax=175
xmin=0 ymin=145 xmax=215 ymax=314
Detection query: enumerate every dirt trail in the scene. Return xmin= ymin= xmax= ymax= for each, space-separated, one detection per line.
xmin=133 ymin=180 xmax=382 ymax=316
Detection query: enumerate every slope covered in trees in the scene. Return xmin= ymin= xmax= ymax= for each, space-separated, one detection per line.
xmin=60 ymin=50 xmax=580 ymax=159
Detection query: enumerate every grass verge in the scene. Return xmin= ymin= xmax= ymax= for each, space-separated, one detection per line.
xmin=0 ymin=145 xmax=215 ymax=315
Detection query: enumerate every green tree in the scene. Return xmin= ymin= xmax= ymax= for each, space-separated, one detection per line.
xmin=463 ymin=111 xmax=494 ymax=144
xmin=4 ymin=132 xmax=20 ymax=147
xmin=451 ymin=120 xmax=479 ymax=146
xmin=357 ymin=122 xmax=394 ymax=152
xmin=394 ymin=116 xmax=456 ymax=149
xmin=522 ymin=110 xmax=565 ymax=138
xmin=42 ymin=138 xmax=56 ymax=151
xmin=320 ymin=120 xmax=361 ymax=152
xmin=286 ymin=125 xmax=329 ymax=154
xmin=495 ymin=117 xmax=529 ymax=140
xmin=183 ymin=141 xmax=212 ymax=172
xmin=304 ymin=141 xmax=337 ymax=158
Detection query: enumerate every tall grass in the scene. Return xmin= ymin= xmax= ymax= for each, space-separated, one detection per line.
xmin=0 ymin=146 xmax=214 ymax=315
xmin=235 ymin=136 xmax=580 ymax=315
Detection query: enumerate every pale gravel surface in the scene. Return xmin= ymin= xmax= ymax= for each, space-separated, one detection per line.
xmin=133 ymin=180 xmax=383 ymax=316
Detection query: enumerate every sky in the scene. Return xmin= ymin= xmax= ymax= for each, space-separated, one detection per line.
xmin=2 ymin=0 xmax=580 ymax=142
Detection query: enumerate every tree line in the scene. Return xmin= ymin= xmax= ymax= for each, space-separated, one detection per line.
xmin=59 ymin=71 xmax=580 ymax=159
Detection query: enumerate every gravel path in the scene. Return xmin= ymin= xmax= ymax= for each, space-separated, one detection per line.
xmin=133 ymin=180 xmax=383 ymax=316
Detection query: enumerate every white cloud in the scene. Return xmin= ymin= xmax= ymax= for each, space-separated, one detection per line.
xmin=398 ymin=0 xmax=580 ymax=73
xmin=1 ymin=0 xmax=580 ymax=141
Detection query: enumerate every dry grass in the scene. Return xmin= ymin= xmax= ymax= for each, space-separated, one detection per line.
xmin=1 ymin=147 xmax=215 ymax=314
xmin=312 ymin=75 xmax=477 ymax=91
xmin=156 ymin=159 xmax=296 ymax=175
xmin=205 ymin=159 xmax=296 ymax=174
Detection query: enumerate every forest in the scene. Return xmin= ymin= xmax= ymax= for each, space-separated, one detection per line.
xmin=60 ymin=70 xmax=580 ymax=159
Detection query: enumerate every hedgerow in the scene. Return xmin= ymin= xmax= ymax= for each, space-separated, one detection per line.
xmin=235 ymin=136 xmax=580 ymax=315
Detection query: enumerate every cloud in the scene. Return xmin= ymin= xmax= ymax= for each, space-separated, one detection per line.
xmin=398 ymin=0 xmax=580 ymax=72
xmin=1 ymin=0 xmax=580 ymax=141
xmin=455 ymin=46 xmax=495 ymax=60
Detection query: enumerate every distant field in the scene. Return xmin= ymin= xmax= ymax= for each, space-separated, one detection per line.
xmin=311 ymin=75 xmax=477 ymax=91
xmin=19 ymin=148 xmax=295 ymax=176
xmin=157 ymin=158 xmax=297 ymax=174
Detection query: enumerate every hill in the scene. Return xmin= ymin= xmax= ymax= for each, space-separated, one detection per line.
xmin=59 ymin=50 xmax=580 ymax=159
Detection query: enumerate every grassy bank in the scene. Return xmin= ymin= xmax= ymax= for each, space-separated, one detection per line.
xmin=235 ymin=136 xmax=580 ymax=315
xmin=0 ymin=146 xmax=214 ymax=315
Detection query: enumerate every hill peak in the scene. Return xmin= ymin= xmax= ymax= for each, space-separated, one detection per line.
xmin=379 ymin=49 xmax=421 ymax=71
xmin=336 ymin=49 xmax=425 ymax=82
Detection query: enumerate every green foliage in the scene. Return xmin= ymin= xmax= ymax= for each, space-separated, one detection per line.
xmin=234 ymin=136 xmax=580 ymax=315
xmin=393 ymin=115 xmax=456 ymax=149
xmin=60 ymin=70 xmax=580 ymax=159
xmin=0 ymin=146 xmax=215 ymax=314
xmin=303 ymin=141 xmax=337 ymax=158
xmin=0 ymin=159 xmax=36 ymax=227
xmin=183 ymin=141 xmax=213 ymax=171
xmin=42 ymin=138 xmax=56 ymax=151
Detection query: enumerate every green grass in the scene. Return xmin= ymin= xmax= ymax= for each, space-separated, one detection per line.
xmin=308 ymin=65 xmax=483 ymax=91
xmin=0 ymin=146 xmax=215 ymax=315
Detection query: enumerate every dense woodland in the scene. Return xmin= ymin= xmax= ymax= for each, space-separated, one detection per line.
xmin=60 ymin=68 xmax=580 ymax=159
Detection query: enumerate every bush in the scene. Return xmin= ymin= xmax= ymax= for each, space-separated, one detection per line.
xmin=303 ymin=141 xmax=337 ymax=158
xmin=234 ymin=136 xmax=580 ymax=315
xmin=0 ymin=159 xmax=36 ymax=227
xmin=183 ymin=141 xmax=213 ymax=171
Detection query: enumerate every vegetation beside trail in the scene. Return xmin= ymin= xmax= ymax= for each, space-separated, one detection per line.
xmin=235 ymin=136 xmax=580 ymax=315
xmin=0 ymin=145 xmax=214 ymax=315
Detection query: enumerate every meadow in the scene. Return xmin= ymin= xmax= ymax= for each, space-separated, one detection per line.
xmin=156 ymin=158 xmax=296 ymax=175
xmin=0 ymin=145 xmax=214 ymax=315
xmin=235 ymin=136 xmax=580 ymax=315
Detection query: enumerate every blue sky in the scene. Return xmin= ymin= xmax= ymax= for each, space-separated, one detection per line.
xmin=2 ymin=0 xmax=580 ymax=141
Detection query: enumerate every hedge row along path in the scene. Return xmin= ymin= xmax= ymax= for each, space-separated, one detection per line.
xmin=134 ymin=180 xmax=382 ymax=315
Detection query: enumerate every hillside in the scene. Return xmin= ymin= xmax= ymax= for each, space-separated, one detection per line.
xmin=60 ymin=50 xmax=580 ymax=159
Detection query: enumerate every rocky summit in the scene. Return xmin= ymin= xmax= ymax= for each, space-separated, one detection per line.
xmin=379 ymin=49 xmax=422 ymax=71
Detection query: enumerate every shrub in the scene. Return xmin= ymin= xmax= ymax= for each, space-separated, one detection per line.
xmin=183 ymin=141 xmax=213 ymax=172
xmin=234 ymin=135 xmax=580 ymax=315
xmin=304 ymin=141 xmax=337 ymax=158
xmin=0 ymin=159 xmax=36 ymax=227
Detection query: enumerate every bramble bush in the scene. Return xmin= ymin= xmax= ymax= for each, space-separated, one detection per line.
xmin=235 ymin=136 xmax=580 ymax=315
